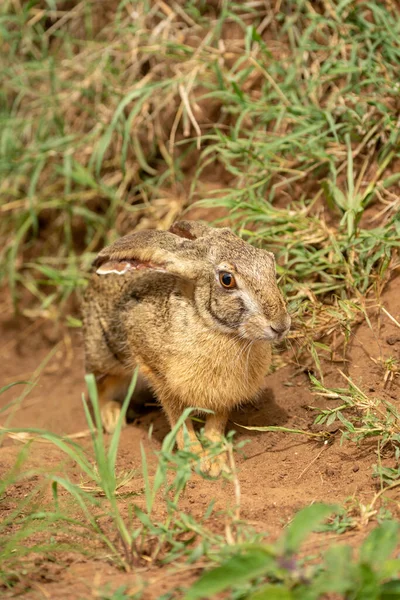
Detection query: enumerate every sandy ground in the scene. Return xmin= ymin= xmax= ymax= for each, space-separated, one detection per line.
xmin=0 ymin=277 xmax=399 ymax=598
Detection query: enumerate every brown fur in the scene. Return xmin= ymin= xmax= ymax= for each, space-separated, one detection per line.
xmin=81 ymin=221 xmax=290 ymax=476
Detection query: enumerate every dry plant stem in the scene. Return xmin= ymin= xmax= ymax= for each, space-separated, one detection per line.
xmin=368 ymin=481 xmax=400 ymax=514
xmin=381 ymin=306 xmax=400 ymax=330
xmin=179 ymin=83 xmax=202 ymax=148
xmin=227 ymin=442 xmax=241 ymax=523
xmin=297 ymin=445 xmax=328 ymax=481
xmin=225 ymin=445 xmax=242 ymax=548
xmin=0 ymin=428 xmax=94 ymax=442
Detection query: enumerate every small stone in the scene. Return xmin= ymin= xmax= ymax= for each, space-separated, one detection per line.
xmin=386 ymin=335 xmax=400 ymax=346
xmin=352 ymin=465 xmax=359 ymax=473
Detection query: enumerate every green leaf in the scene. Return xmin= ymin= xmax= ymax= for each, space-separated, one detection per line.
xmin=322 ymin=179 xmax=347 ymax=212
xmin=312 ymin=545 xmax=354 ymax=595
xmin=134 ymin=505 xmax=154 ymax=529
xmin=381 ymin=579 xmax=400 ymax=599
xmin=354 ymin=563 xmax=379 ymax=600
xmin=380 ymin=558 xmax=400 ymax=581
xmin=282 ymin=503 xmax=337 ymax=555
xmin=337 ymin=411 xmax=356 ymax=431
xmin=108 ymin=368 xmax=138 ymax=472
xmin=248 ymin=584 xmax=294 ymax=599
xmin=0 ymin=380 xmax=30 ymax=396
xmin=360 ymin=521 xmax=400 ymax=568
xmin=326 ymin=412 xmax=337 ymax=427
xmin=184 ymin=548 xmax=275 ymax=600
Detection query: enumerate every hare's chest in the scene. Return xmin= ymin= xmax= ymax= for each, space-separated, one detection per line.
xmin=164 ymin=330 xmax=272 ymax=409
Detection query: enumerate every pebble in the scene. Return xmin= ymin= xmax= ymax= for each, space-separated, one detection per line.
xmin=386 ymin=335 xmax=400 ymax=346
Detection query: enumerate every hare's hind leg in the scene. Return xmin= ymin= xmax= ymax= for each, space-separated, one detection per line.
xmin=94 ymin=371 xmax=155 ymax=434
xmin=95 ymin=374 xmax=130 ymax=434
xmin=204 ymin=411 xmax=229 ymax=443
xmin=201 ymin=411 xmax=230 ymax=477
xmin=162 ymin=402 xmax=203 ymax=455
xmin=162 ymin=401 xmax=229 ymax=476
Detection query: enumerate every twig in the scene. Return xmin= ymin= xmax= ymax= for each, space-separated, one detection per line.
xmin=235 ymin=423 xmax=330 ymax=440
xmin=297 ymin=445 xmax=328 ymax=480
xmin=0 ymin=428 xmax=94 ymax=442
xmin=381 ymin=306 xmax=400 ymax=330
xmin=178 ymin=84 xmax=202 ymax=148
xmin=227 ymin=442 xmax=241 ymax=522
xmin=369 ymin=480 xmax=400 ymax=510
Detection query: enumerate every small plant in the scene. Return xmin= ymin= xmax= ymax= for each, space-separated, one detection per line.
xmin=310 ymin=373 xmax=400 ymax=449
xmin=321 ymin=134 xmax=391 ymax=238
xmin=0 ymin=373 xmax=249 ymax=588
xmin=381 ymin=356 xmax=400 ymax=389
xmin=185 ymin=504 xmax=400 ymax=599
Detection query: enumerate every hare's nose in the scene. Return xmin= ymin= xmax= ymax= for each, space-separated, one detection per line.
xmin=271 ymin=314 xmax=291 ymax=334
xmin=270 ymin=324 xmax=287 ymax=335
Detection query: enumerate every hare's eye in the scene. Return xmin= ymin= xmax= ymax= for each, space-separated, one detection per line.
xmin=219 ymin=272 xmax=236 ymax=289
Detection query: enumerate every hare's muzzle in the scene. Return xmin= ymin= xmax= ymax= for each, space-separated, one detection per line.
xmin=268 ymin=313 xmax=291 ymax=340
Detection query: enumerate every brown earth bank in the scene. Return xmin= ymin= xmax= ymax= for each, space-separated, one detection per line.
xmin=0 ymin=277 xmax=400 ymax=599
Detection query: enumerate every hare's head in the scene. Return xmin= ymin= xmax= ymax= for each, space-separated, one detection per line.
xmin=94 ymin=221 xmax=291 ymax=342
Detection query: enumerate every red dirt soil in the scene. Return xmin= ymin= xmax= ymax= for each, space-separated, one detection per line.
xmin=0 ymin=277 xmax=399 ymax=599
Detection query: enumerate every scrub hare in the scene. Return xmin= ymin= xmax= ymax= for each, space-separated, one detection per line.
xmin=82 ymin=221 xmax=290 ymax=475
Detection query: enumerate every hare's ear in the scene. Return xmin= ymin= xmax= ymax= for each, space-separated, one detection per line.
xmin=169 ymin=220 xmax=216 ymax=240
xmin=94 ymin=229 xmax=204 ymax=280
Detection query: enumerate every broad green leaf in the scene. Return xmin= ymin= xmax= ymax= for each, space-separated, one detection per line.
xmin=354 ymin=563 xmax=379 ymax=600
xmin=184 ymin=548 xmax=274 ymax=600
xmin=360 ymin=521 xmax=400 ymax=568
xmin=282 ymin=503 xmax=337 ymax=555
xmin=311 ymin=545 xmax=354 ymax=595
xmin=381 ymin=559 xmax=400 ymax=580
xmin=248 ymin=584 xmax=294 ymax=599
xmin=381 ymin=579 xmax=400 ymax=599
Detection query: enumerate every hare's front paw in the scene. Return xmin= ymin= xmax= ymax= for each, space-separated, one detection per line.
xmin=200 ymin=452 xmax=230 ymax=478
xmin=101 ymin=400 xmax=126 ymax=434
